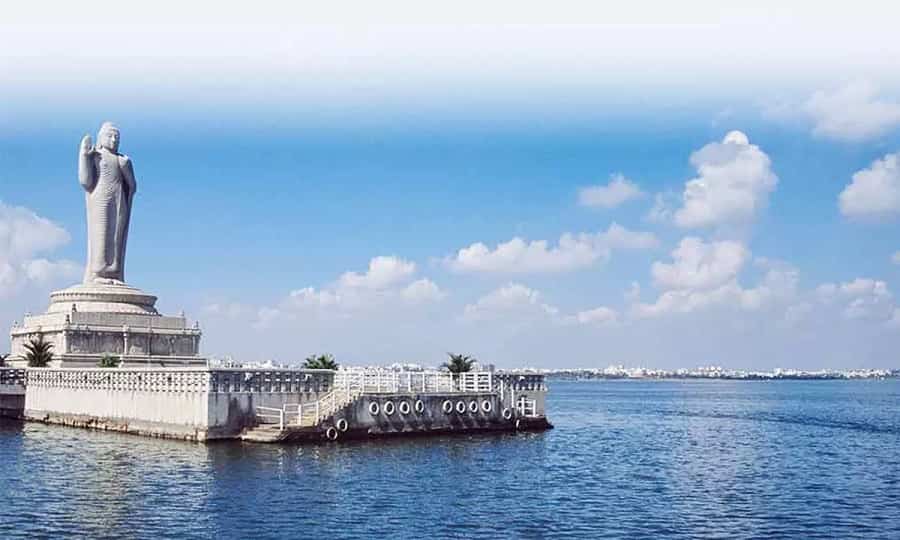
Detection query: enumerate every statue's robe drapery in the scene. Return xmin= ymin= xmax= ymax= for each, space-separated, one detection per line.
xmin=83 ymin=151 xmax=133 ymax=283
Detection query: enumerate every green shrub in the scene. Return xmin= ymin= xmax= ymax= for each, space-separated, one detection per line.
xmin=99 ymin=354 xmax=121 ymax=368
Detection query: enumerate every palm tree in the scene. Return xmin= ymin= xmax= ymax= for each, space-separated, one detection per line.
xmin=24 ymin=335 xmax=54 ymax=368
xmin=303 ymin=354 xmax=339 ymax=370
xmin=443 ymin=353 xmax=475 ymax=373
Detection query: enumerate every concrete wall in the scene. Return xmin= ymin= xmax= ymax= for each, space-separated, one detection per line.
xmin=0 ymin=385 xmax=25 ymax=417
xmin=206 ymin=390 xmax=330 ymax=438
xmin=332 ymin=392 xmax=512 ymax=436
xmin=25 ymin=387 xmax=210 ymax=439
xmin=21 ymin=368 xmax=335 ymax=441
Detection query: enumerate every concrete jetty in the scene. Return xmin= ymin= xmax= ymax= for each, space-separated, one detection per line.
xmin=0 ymin=367 xmax=550 ymax=443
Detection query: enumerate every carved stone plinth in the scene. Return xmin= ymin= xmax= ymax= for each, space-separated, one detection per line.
xmin=9 ymin=284 xmax=205 ymax=368
xmin=48 ymin=283 xmax=158 ymax=315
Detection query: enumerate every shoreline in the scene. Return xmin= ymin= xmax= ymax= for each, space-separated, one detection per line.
xmin=546 ymin=375 xmax=899 ymax=382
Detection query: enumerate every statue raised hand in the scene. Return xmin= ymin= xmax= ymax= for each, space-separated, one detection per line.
xmin=78 ymin=122 xmax=137 ymax=285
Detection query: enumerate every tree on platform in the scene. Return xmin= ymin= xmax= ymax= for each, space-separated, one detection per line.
xmin=98 ymin=354 xmax=121 ymax=368
xmin=303 ymin=354 xmax=339 ymax=370
xmin=443 ymin=353 xmax=475 ymax=373
xmin=24 ymin=336 xmax=53 ymax=368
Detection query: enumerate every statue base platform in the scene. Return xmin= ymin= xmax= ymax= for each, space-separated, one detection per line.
xmin=48 ymin=283 xmax=159 ymax=315
xmin=9 ymin=282 xmax=205 ymax=368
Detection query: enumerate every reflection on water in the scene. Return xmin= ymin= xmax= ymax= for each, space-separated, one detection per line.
xmin=2 ymin=380 xmax=899 ymax=539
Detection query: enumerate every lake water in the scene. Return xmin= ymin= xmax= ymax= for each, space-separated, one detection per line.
xmin=1 ymin=380 xmax=898 ymax=539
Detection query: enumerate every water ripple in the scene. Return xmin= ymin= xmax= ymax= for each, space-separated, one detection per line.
xmin=1 ymin=380 xmax=899 ymax=539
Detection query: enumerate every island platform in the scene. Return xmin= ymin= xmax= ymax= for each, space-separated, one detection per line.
xmin=2 ymin=124 xmax=551 ymax=444
xmin=0 ymin=367 xmax=550 ymax=443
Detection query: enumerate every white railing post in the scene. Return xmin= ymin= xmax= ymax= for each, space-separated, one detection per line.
xmin=279 ymin=409 xmax=284 ymax=431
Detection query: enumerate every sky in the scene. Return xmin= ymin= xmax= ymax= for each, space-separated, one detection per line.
xmin=2 ymin=2 xmax=900 ymax=369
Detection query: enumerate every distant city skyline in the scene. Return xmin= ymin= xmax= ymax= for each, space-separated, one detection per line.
xmin=3 ymin=4 xmax=900 ymax=369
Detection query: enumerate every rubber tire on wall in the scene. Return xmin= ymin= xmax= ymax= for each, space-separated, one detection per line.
xmin=415 ymin=400 xmax=425 ymax=414
xmin=384 ymin=401 xmax=396 ymax=416
xmin=369 ymin=402 xmax=380 ymax=416
xmin=442 ymin=400 xmax=453 ymax=414
xmin=481 ymin=400 xmax=493 ymax=413
xmin=336 ymin=418 xmax=349 ymax=432
xmin=468 ymin=400 xmax=479 ymax=413
xmin=399 ymin=401 xmax=411 ymax=415
xmin=326 ymin=426 xmax=339 ymax=440
xmin=456 ymin=401 xmax=467 ymax=414
xmin=502 ymin=408 xmax=513 ymax=420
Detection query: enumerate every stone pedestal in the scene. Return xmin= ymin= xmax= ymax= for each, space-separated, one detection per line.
xmin=9 ymin=283 xmax=205 ymax=368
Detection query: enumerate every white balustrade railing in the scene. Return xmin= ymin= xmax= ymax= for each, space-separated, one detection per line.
xmin=255 ymin=406 xmax=285 ymax=430
xmin=333 ymin=370 xmax=494 ymax=395
xmin=0 ymin=368 xmax=27 ymax=387
xmin=516 ymin=396 xmax=538 ymax=418
xmin=456 ymin=372 xmax=493 ymax=392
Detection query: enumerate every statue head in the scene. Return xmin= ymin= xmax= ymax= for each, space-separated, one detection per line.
xmin=97 ymin=122 xmax=120 ymax=153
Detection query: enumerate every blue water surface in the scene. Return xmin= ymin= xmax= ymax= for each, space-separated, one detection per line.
xmin=1 ymin=380 xmax=898 ymax=539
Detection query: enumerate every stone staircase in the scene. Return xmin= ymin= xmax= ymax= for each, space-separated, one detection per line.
xmin=240 ymin=424 xmax=291 ymax=443
xmin=240 ymin=386 xmax=364 ymax=442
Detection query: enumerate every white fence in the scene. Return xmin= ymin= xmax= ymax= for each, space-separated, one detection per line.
xmin=254 ymin=369 xmax=547 ymax=429
xmin=516 ymin=396 xmax=538 ymax=418
xmin=0 ymin=369 xmax=26 ymax=387
xmin=333 ymin=370 xmax=493 ymax=395
xmin=256 ymin=406 xmax=285 ymax=430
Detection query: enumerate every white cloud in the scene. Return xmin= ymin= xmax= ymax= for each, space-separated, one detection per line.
xmin=816 ymin=278 xmax=895 ymax=321
xmin=578 ymin=173 xmax=643 ymax=209
xmin=651 ymin=237 xmax=749 ymax=291
xmin=633 ymin=241 xmax=802 ymax=319
xmin=644 ymin=192 xmax=676 ymax=224
xmin=632 ymin=282 xmax=747 ymax=318
xmin=447 ymin=223 xmax=657 ymax=274
xmin=286 ymin=287 xmax=343 ymax=309
xmin=462 ymin=282 xmax=618 ymax=329
xmin=803 ymin=82 xmax=900 ymax=142
xmin=401 ymin=278 xmax=445 ymax=304
xmin=22 ymin=259 xmax=80 ymax=283
xmin=602 ymin=223 xmax=659 ymax=251
xmin=253 ymin=255 xmax=441 ymax=327
xmin=0 ymin=201 xmax=79 ymax=297
xmin=338 ymin=256 xmax=416 ymax=289
xmin=572 ymin=306 xmax=618 ymax=326
xmin=673 ymin=131 xmax=778 ymax=229
xmin=0 ymin=201 xmax=70 ymax=261
xmin=838 ymin=151 xmax=900 ymax=220
xmin=462 ymin=283 xmax=559 ymax=322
